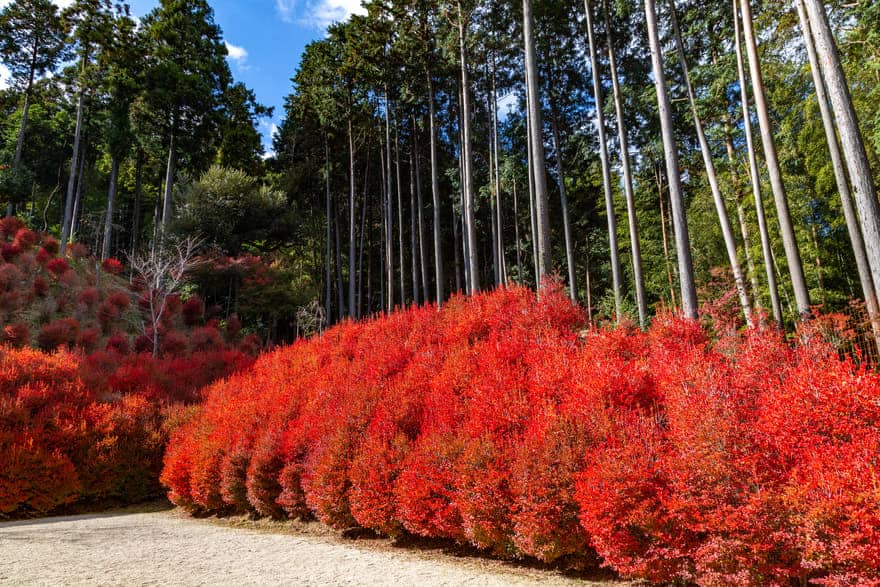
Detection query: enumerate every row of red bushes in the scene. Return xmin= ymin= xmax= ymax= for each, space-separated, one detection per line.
xmin=0 ymin=346 xmax=254 ymax=518
xmin=0 ymin=218 xmax=260 ymax=357
xmin=161 ymin=285 xmax=880 ymax=586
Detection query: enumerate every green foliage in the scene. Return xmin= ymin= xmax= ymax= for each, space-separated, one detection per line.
xmin=171 ymin=166 xmax=295 ymax=255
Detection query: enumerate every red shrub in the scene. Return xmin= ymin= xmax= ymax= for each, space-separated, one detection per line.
xmin=2 ymin=322 xmax=30 ymax=347
xmin=0 ymin=216 xmax=24 ymax=239
xmin=107 ymin=291 xmax=130 ymax=309
xmin=13 ymin=227 xmax=37 ymax=249
xmin=188 ymin=326 xmax=224 ymax=353
xmin=33 ymin=276 xmax=48 ymax=297
xmin=1 ymin=242 xmax=21 ymax=261
xmin=77 ymin=287 xmax=100 ymax=309
xmin=36 ymin=318 xmax=80 ymax=350
xmin=101 ymin=257 xmax=124 ymax=275
xmin=181 ymin=296 xmax=205 ymax=326
xmin=105 ymin=332 xmax=130 ymax=355
xmin=46 ymin=257 xmax=69 ymax=277
xmin=68 ymin=242 xmax=89 ymax=260
xmin=159 ymin=330 xmax=187 ymax=357
xmin=40 ymin=236 xmax=59 ymax=255
xmin=0 ymin=263 xmax=22 ymax=290
xmin=76 ymin=327 xmax=101 ymax=353
xmin=155 ymin=286 xmax=880 ymax=584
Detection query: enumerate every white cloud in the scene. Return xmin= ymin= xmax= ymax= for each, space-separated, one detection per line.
xmin=223 ymin=41 xmax=247 ymax=65
xmin=275 ymin=0 xmax=366 ymax=28
xmin=0 ymin=64 xmax=10 ymax=90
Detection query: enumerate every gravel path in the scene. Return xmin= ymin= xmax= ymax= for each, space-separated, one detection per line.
xmin=0 ymin=507 xmax=618 ymax=586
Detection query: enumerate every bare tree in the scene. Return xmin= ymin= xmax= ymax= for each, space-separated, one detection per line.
xmin=129 ymin=236 xmax=202 ymax=357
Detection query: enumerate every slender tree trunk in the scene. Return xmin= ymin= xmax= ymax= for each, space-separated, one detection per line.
xmin=802 ymin=0 xmax=880 ymax=300
xmin=523 ymin=0 xmax=551 ymax=281
xmin=102 ymin=157 xmax=120 ymax=261
xmin=740 ymin=0 xmax=810 ymax=317
xmin=161 ymin=128 xmax=177 ymax=235
xmin=427 ymin=74 xmax=444 ymax=305
xmin=586 ymin=0 xmax=623 ymax=317
xmin=457 ymin=0 xmax=479 ymax=294
xmin=645 ymin=0 xmax=698 ymax=318
xmin=513 ymin=180 xmax=523 ymax=282
xmin=723 ymin=124 xmax=762 ymax=305
xmin=61 ymin=56 xmax=88 ymax=254
xmin=491 ymin=56 xmax=506 ymax=284
xmin=410 ymin=149 xmax=419 ymax=305
xmin=357 ymin=166 xmax=369 ymax=319
xmin=488 ymin=84 xmax=500 ymax=287
xmin=9 ymin=39 xmax=40 ymax=217
xmin=527 ymin=114 xmax=539 ymax=287
xmin=550 ymin=114 xmax=577 ymax=302
xmin=395 ymin=115 xmax=406 ymax=305
xmin=602 ymin=0 xmax=647 ymax=328
xmin=71 ymin=148 xmax=86 ymax=239
xmin=668 ymin=0 xmax=752 ymax=321
xmin=413 ymin=117 xmax=429 ymax=303
xmin=335 ymin=200 xmax=345 ymax=318
xmin=585 ymin=237 xmax=593 ymax=324
xmin=384 ymin=86 xmax=394 ymax=313
xmin=796 ymin=0 xmax=880 ymax=350
xmin=734 ymin=0 xmax=782 ymax=323
xmin=131 ymin=150 xmax=143 ymax=252
xmin=325 ymin=137 xmax=333 ymax=323
xmin=453 ymin=207 xmax=463 ymax=292
xmin=657 ymin=165 xmax=678 ymax=308
xmin=348 ymin=114 xmax=357 ymax=317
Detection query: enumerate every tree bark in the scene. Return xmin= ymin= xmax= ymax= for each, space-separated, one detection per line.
xmin=586 ymin=0 xmax=622 ymax=317
xmin=457 ymin=1 xmax=479 ymax=294
xmin=513 ymin=179 xmax=523 ymax=282
xmin=61 ymin=57 xmax=88 ymax=254
xmin=161 ymin=127 xmax=177 ymax=235
xmin=409 ymin=148 xmax=419 ymax=305
xmin=384 ymin=86 xmax=394 ymax=313
xmin=740 ymin=0 xmax=811 ymax=317
xmin=348 ymin=113 xmax=357 ymax=317
xmin=131 ymin=150 xmax=143 ymax=252
xmin=102 ymin=157 xmax=119 ymax=261
xmin=667 ymin=0 xmax=752 ymax=322
xmin=325 ymin=137 xmax=333 ymax=323
xmin=395 ymin=114 xmax=406 ymax=305
xmin=802 ymin=0 xmax=880 ymax=301
xmin=734 ymin=0 xmax=782 ymax=323
xmin=427 ymin=74 xmax=444 ymax=305
xmin=550 ymin=114 xmax=577 ymax=302
xmin=796 ymin=0 xmax=880 ymax=350
xmin=602 ymin=0 xmax=647 ymax=328
xmin=412 ymin=117 xmax=429 ymax=303
xmin=645 ymin=0 xmax=698 ymax=319
xmin=523 ymin=0 xmax=551 ymax=282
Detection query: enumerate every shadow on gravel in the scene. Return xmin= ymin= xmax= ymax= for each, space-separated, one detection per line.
xmin=385 ymin=533 xmax=622 ymax=583
xmin=0 ymin=499 xmax=174 ymax=529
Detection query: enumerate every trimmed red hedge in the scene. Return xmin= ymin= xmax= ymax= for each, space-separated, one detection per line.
xmin=161 ymin=284 xmax=880 ymax=585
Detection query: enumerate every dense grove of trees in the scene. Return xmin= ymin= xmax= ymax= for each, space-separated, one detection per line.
xmin=1 ymin=0 xmax=879 ymax=342
xmin=268 ymin=0 xmax=880 ymax=338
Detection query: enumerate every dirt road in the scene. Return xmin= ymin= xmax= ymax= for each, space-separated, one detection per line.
xmin=0 ymin=506 xmax=618 ymax=586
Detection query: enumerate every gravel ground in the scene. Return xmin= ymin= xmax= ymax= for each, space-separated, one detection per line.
xmin=0 ymin=506 xmax=622 ymax=586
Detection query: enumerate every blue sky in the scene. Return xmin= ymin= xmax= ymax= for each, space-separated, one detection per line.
xmin=0 ymin=0 xmax=367 ymax=156
xmin=130 ymin=0 xmax=367 ymax=156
